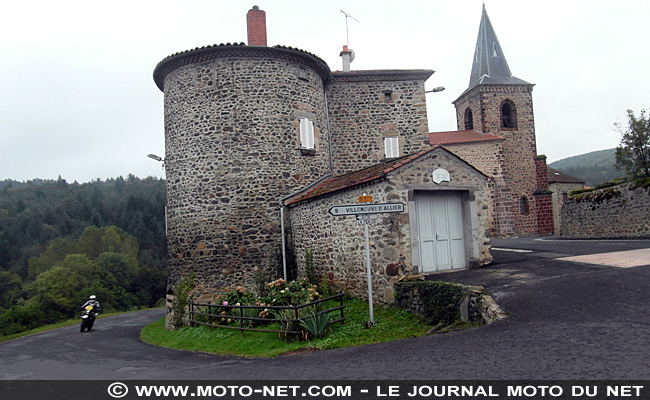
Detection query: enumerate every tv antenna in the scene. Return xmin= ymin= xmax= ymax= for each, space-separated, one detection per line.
xmin=340 ymin=9 xmax=359 ymax=47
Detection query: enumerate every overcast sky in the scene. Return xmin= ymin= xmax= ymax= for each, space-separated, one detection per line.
xmin=1 ymin=0 xmax=648 ymax=183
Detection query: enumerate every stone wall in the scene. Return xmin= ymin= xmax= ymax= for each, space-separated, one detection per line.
xmin=394 ymin=280 xmax=506 ymax=325
xmin=561 ymin=181 xmax=650 ymax=238
xmin=288 ymin=148 xmax=491 ymax=304
xmin=438 ymin=141 xmax=515 ymax=236
xmin=550 ymin=182 xmax=583 ymax=235
xmin=327 ymin=71 xmax=432 ymax=175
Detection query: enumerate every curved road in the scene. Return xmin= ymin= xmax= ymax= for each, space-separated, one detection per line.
xmin=1 ymin=238 xmax=650 ymax=380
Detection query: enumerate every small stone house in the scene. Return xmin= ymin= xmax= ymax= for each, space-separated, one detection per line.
xmin=547 ymin=167 xmax=585 ymax=235
xmin=286 ymin=146 xmax=492 ymax=303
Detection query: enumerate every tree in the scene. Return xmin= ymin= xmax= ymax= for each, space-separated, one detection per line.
xmin=0 ymin=271 xmax=23 ymax=309
xmin=31 ymin=254 xmax=101 ymax=319
xmin=615 ymin=109 xmax=650 ymax=179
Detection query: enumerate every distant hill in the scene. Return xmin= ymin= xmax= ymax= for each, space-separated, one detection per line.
xmin=548 ymin=148 xmax=623 ymax=187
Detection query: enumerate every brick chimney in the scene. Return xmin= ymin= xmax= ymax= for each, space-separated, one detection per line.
xmin=247 ymin=5 xmax=267 ymax=46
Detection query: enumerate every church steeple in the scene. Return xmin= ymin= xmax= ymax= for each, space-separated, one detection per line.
xmin=467 ymin=5 xmax=530 ymax=90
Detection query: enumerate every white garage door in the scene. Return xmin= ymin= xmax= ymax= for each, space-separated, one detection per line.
xmin=415 ymin=191 xmax=466 ymax=272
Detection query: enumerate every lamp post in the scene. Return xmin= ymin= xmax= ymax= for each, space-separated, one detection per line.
xmin=147 ymin=153 xmax=167 ymax=235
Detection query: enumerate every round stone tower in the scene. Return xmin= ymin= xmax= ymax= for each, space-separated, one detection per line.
xmin=153 ymin=35 xmax=333 ymax=307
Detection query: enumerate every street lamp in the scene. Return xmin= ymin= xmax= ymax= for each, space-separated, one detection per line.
xmin=425 ymin=86 xmax=445 ymax=93
xmin=147 ymin=153 xmax=166 ymax=175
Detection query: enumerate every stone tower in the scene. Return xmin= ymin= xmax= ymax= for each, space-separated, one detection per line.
xmin=452 ymin=5 xmax=546 ymax=235
xmin=153 ymin=7 xmax=333 ymax=305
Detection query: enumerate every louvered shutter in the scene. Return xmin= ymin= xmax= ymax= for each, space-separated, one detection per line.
xmin=384 ymin=137 xmax=399 ymax=158
xmin=300 ymin=118 xmax=315 ymax=149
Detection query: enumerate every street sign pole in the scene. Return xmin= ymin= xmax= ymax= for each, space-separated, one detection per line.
xmin=364 ymin=222 xmax=375 ymax=326
xmin=328 ymin=202 xmax=404 ymax=328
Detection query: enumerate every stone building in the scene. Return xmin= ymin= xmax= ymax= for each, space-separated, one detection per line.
xmin=152 ymin=5 xmax=580 ymax=312
xmin=286 ymin=146 xmax=492 ymax=303
xmin=547 ymin=167 xmax=585 ymax=235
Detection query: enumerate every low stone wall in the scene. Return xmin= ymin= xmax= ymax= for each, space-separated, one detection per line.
xmin=561 ymin=180 xmax=650 ymax=238
xmin=394 ymin=280 xmax=506 ymax=325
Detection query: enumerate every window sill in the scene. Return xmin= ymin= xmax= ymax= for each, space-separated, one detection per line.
xmin=300 ymin=148 xmax=316 ymax=156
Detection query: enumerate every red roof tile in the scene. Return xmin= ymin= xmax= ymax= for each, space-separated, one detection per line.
xmin=286 ymin=146 xmax=442 ymax=205
xmin=429 ymin=129 xmax=504 ymax=145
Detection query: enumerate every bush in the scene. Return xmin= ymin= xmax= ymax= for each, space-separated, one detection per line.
xmin=0 ymin=303 xmax=46 ymax=335
xmin=211 ymin=278 xmax=333 ymax=341
xmin=262 ymin=278 xmax=321 ymax=306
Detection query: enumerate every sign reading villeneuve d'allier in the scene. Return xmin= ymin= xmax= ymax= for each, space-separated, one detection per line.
xmin=328 ymin=203 xmax=405 ymax=216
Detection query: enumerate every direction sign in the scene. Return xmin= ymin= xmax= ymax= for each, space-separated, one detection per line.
xmin=328 ymin=203 xmax=404 ymax=216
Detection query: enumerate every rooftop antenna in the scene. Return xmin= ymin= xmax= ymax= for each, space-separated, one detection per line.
xmin=340 ymin=9 xmax=359 ymax=47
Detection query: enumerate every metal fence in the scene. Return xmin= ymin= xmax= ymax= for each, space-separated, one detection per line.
xmin=189 ymin=293 xmax=346 ymax=336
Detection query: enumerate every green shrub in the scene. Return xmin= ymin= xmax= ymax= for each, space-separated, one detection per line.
xmin=262 ymin=278 xmax=322 ymax=306
xmin=172 ymin=273 xmax=194 ymax=328
xmin=300 ymin=312 xmax=331 ymax=339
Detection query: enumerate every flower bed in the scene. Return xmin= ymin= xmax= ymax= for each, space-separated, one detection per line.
xmin=188 ymin=279 xmax=344 ymax=341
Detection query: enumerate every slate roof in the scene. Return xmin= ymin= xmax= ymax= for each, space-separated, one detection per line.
xmin=456 ymin=5 xmax=532 ymax=100
xmin=429 ymin=130 xmax=504 ymax=145
xmin=286 ymin=146 xmax=444 ymax=206
xmin=547 ymin=167 xmax=585 ymax=184
xmin=331 ymin=69 xmax=434 ymax=82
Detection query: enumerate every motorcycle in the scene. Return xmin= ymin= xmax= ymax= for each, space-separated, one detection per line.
xmin=80 ymin=305 xmax=97 ymax=332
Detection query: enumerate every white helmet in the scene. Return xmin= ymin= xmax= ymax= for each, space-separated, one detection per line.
xmin=89 ymin=295 xmax=96 ymax=300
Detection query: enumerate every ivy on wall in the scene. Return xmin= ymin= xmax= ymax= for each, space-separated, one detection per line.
xmin=394 ymin=281 xmax=468 ymax=325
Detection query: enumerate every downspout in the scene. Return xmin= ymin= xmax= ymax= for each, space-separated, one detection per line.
xmin=278 ymin=87 xmax=335 ymax=281
xmin=278 ymin=171 xmax=333 ymax=281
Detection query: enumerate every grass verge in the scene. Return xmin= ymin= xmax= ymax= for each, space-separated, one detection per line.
xmin=140 ymin=298 xmax=434 ymax=357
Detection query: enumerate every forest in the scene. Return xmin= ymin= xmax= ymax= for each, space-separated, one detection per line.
xmin=548 ymin=148 xmax=622 ymax=187
xmin=0 ymin=175 xmax=167 ymax=335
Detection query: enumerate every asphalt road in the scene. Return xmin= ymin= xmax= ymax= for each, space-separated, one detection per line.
xmin=1 ymin=238 xmax=649 ymax=381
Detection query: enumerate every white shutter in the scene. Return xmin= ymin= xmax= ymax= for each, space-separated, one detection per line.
xmin=300 ymin=117 xmax=315 ymax=149
xmin=384 ymin=137 xmax=399 ymax=158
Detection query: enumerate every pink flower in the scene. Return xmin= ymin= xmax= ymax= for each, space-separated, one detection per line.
xmin=222 ymin=301 xmax=229 ymax=306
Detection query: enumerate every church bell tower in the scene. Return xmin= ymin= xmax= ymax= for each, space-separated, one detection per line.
xmin=453 ymin=5 xmax=547 ymax=235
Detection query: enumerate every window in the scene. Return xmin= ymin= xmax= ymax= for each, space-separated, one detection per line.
xmin=492 ymin=42 xmax=499 ymax=57
xmin=298 ymin=67 xmax=308 ymax=81
xmin=384 ymin=136 xmax=399 ymax=158
xmin=299 ymin=117 xmax=315 ymax=150
xmin=501 ymin=99 xmax=517 ymax=129
xmin=464 ymin=108 xmax=474 ymax=130
xmin=382 ymin=90 xmax=393 ymax=101
xmin=520 ymin=196 xmax=529 ymax=215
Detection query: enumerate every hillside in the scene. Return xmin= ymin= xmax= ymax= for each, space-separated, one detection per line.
xmin=548 ymin=148 xmax=623 ymax=187
xmin=0 ymin=176 xmax=167 ymax=278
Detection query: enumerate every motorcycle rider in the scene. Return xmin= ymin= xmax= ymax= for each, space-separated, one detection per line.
xmin=80 ymin=295 xmax=101 ymax=314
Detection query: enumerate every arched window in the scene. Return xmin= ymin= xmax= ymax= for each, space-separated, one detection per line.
xmin=464 ymin=108 xmax=474 ymax=130
xmin=520 ymin=196 xmax=529 ymax=215
xmin=501 ymin=99 xmax=517 ymax=130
